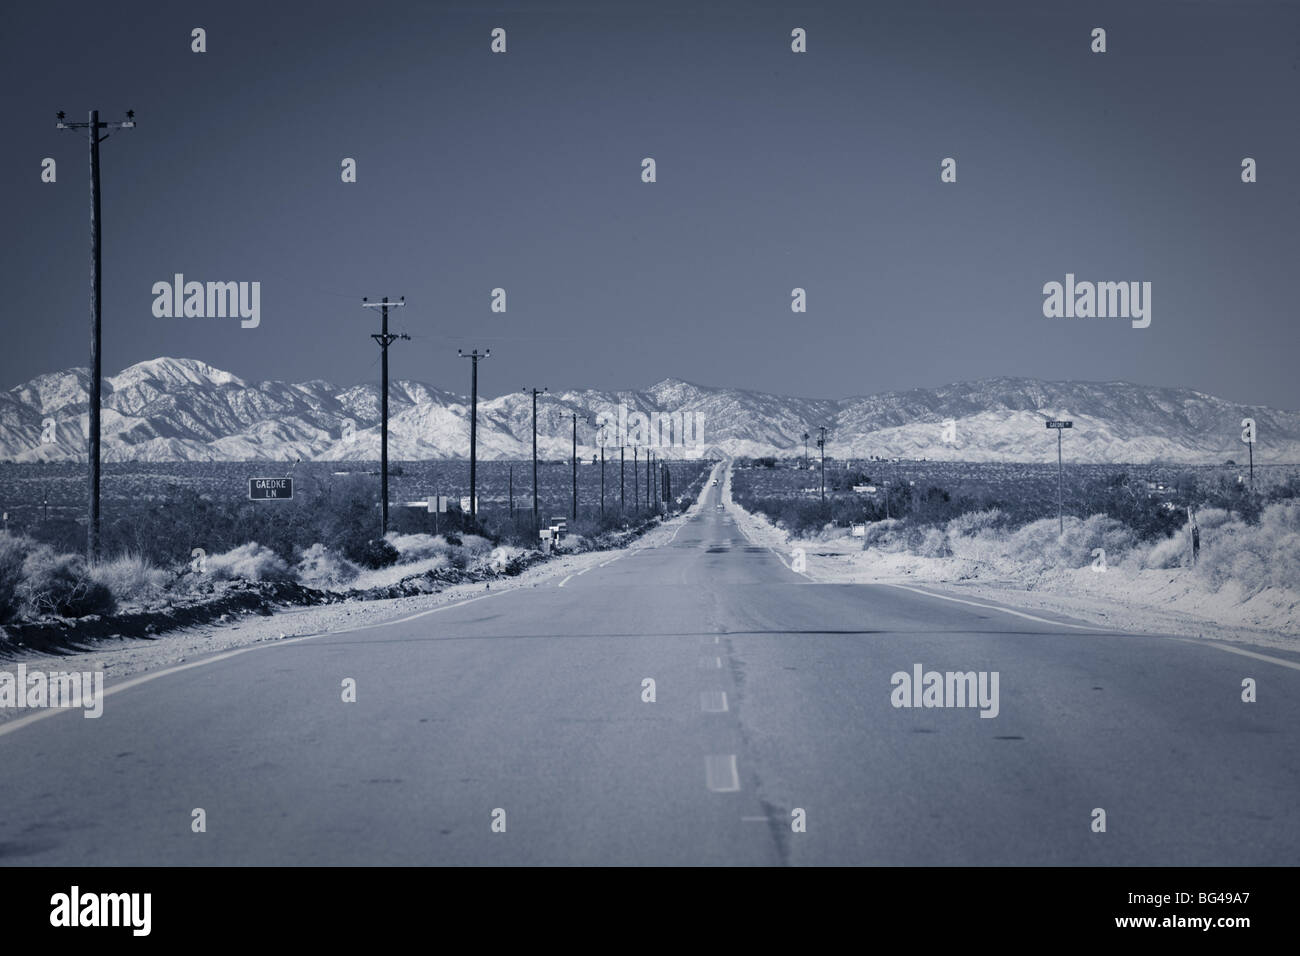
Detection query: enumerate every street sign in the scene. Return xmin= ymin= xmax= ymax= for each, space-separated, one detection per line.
xmin=851 ymin=524 xmax=866 ymax=537
xmin=1044 ymin=420 xmax=1072 ymax=533
xmin=427 ymin=496 xmax=450 ymax=513
xmin=248 ymin=477 xmax=293 ymax=500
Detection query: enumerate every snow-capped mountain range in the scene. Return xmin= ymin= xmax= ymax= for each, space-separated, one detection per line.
xmin=2 ymin=357 xmax=1296 ymax=464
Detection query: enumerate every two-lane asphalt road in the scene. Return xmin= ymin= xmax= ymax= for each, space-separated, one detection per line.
xmin=2 ymin=470 xmax=1298 ymax=865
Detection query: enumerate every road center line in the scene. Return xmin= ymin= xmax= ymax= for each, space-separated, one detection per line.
xmin=705 ymin=754 xmax=740 ymax=792
xmin=701 ymin=690 xmax=729 ymax=713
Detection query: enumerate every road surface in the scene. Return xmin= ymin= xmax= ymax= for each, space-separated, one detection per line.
xmin=2 ymin=467 xmax=1298 ymax=865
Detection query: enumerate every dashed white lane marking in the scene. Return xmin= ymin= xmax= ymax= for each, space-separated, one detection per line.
xmin=700 ymin=690 xmax=729 ymax=713
xmin=705 ymin=754 xmax=740 ymax=792
xmin=557 ymin=575 xmax=574 ymax=588
xmin=698 ymin=656 xmax=722 ymax=669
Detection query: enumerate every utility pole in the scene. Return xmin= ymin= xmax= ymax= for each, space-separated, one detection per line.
xmin=803 ymin=430 xmax=810 ymax=471
xmin=620 ymin=445 xmax=626 ymax=512
xmin=817 ymin=426 xmax=828 ymax=508
xmin=652 ymin=452 xmax=658 ymax=510
xmin=524 ymin=387 xmax=546 ymax=534
xmin=363 ymin=296 xmax=408 ymax=537
xmin=458 ymin=349 xmax=490 ymax=527
xmin=571 ymin=411 xmax=577 ymax=521
xmin=596 ymin=419 xmax=605 ymax=518
xmin=509 ymin=465 xmax=514 ymax=520
xmin=56 ymin=109 xmax=136 ymax=560
xmin=634 ymin=446 xmax=639 ymax=511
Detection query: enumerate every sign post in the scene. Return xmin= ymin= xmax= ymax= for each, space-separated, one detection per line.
xmin=248 ymin=477 xmax=293 ymax=500
xmin=1045 ymin=420 xmax=1072 ymax=534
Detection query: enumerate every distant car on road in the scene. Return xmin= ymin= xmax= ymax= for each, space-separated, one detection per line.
xmin=711 ymin=478 xmax=719 ymax=485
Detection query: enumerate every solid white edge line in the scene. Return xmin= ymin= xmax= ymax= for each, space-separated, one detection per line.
xmin=0 ymin=588 xmax=510 ymax=740
xmin=878 ymin=582 xmax=1109 ymax=632
xmin=1181 ymin=639 xmax=1300 ymax=673
xmin=722 ymin=462 xmax=1300 ymax=667
xmin=0 ymin=466 xmax=729 ymax=739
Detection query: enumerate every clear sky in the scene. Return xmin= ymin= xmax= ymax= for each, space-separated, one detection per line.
xmin=3 ymin=0 xmax=1297 ymax=407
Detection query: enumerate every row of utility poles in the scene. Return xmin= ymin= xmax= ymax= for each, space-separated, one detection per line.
xmin=59 ymin=107 xmax=675 ymax=559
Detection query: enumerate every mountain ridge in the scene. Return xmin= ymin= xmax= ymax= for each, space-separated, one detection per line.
xmin=2 ymin=357 xmax=1296 ymax=464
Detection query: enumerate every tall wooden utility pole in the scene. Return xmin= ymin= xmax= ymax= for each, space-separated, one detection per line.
xmin=817 ymin=426 xmax=828 ymax=509
xmin=524 ymin=387 xmax=546 ymax=535
xmin=363 ymin=296 xmax=408 ymax=536
xmin=458 ymin=349 xmax=490 ymax=527
xmin=56 ymin=109 xmax=136 ymax=560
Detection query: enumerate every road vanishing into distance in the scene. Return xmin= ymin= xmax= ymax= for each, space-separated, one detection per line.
xmin=2 ymin=466 xmax=1298 ymax=866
